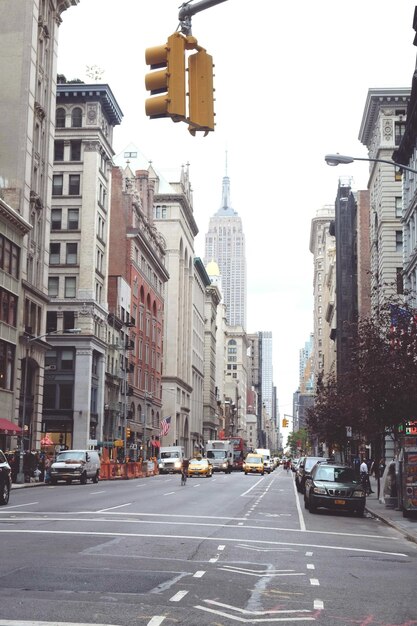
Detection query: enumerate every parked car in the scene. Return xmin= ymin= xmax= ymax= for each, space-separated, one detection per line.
xmin=0 ymin=449 xmax=12 ymax=505
xmin=296 ymin=456 xmax=329 ymax=493
xmin=291 ymin=458 xmax=301 ymax=473
xmin=188 ymin=457 xmax=213 ymax=478
xmin=50 ymin=449 xmax=101 ymax=484
xmin=243 ymin=453 xmax=265 ymax=475
xmin=304 ymin=462 xmax=366 ymax=516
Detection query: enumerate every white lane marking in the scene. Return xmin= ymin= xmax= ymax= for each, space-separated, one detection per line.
xmin=0 ymin=622 xmax=121 ymax=626
xmin=306 ymin=551 xmax=313 ymax=556
xmin=197 ymin=599 xmax=315 ymax=618
xmin=193 ymin=570 xmax=206 ymax=578
xmin=193 ymin=484 xmax=201 ymax=487
xmin=4 ymin=502 xmax=39 ymax=509
xmin=136 ymin=484 xmax=147 ymax=487
xmin=0 ymin=513 xmax=388 ymax=539
xmin=170 ymin=590 xmax=188 ymax=602
xmin=209 ymin=556 xmax=219 ymax=563
xmin=97 ymin=503 xmax=131 ymax=512
xmin=147 ymin=617 xmax=166 ymax=626
xmin=240 ymin=478 xmax=264 ymax=496
xmin=163 ymin=492 xmax=176 ymax=496
xmin=293 ymin=476 xmax=306 ymax=532
xmin=89 ymin=491 xmax=106 ymax=495
xmin=314 ymin=599 xmax=324 ymax=610
xmin=306 ymin=564 xmax=315 ymax=570
xmin=310 ymin=578 xmax=320 ymax=586
xmin=218 ymin=544 xmax=225 ymax=551
xmin=0 ymin=528 xmax=407 ymax=556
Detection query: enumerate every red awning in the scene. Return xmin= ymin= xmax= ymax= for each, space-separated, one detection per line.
xmin=0 ymin=418 xmax=22 ymax=435
xmin=150 ymin=440 xmax=160 ymax=447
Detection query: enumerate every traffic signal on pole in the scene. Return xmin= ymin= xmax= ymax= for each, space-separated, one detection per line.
xmin=126 ymin=427 xmax=131 ymax=439
xmin=282 ymin=418 xmax=288 ymax=428
xmin=145 ymin=33 xmax=186 ymax=121
xmin=188 ymin=48 xmax=215 ymax=135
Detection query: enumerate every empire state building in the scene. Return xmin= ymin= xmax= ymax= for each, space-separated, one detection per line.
xmin=204 ymin=170 xmax=247 ymax=329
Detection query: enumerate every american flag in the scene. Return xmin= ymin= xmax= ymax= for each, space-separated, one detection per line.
xmin=160 ymin=415 xmax=172 ymax=437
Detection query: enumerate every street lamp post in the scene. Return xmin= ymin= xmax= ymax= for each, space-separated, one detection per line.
xmin=17 ymin=328 xmax=81 ymax=484
xmin=324 ymin=153 xmax=417 ymax=175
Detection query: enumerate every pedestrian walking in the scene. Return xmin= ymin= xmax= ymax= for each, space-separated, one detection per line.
xmin=360 ymin=459 xmax=373 ymax=494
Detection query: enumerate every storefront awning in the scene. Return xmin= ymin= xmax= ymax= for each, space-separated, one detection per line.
xmin=0 ymin=418 xmax=22 ymax=435
xmin=150 ymin=440 xmax=160 ymax=447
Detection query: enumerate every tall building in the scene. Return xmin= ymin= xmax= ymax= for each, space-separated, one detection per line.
xmin=260 ymin=331 xmax=273 ymax=420
xmin=309 ymin=205 xmax=335 ymax=383
xmin=204 ymin=169 xmax=247 ymax=329
xmin=153 ymin=164 xmax=198 ymax=456
xmin=0 ymin=1 xmax=78 ymax=449
xmin=46 ymin=81 xmax=123 ymax=450
xmin=359 ymin=88 xmax=410 ymax=311
xmin=108 ymin=161 xmax=168 ymax=461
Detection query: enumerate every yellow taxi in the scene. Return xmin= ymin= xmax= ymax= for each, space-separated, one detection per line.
xmin=188 ymin=457 xmax=213 ymax=478
xmin=243 ymin=453 xmax=265 ymax=475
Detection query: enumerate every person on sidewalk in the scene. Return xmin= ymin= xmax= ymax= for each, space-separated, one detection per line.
xmin=360 ymin=459 xmax=374 ymax=494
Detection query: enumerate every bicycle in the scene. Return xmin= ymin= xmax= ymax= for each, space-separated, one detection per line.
xmin=180 ymin=469 xmax=188 ymax=486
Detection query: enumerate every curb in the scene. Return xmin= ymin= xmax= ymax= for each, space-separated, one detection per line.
xmin=365 ymin=506 xmax=417 ymax=545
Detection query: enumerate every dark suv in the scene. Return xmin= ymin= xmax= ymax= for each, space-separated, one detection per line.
xmin=296 ymin=456 xmax=329 ymax=494
xmin=0 ymin=449 xmax=12 ymax=505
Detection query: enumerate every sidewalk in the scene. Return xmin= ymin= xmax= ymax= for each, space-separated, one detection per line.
xmin=365 ymin=475 xmax=417 ymax=545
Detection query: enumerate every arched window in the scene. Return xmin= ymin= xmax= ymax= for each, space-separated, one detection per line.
xmin=71 ymin=107 xmax=82 ymax=128
xmin=56 ymin=107 xmax=66 ymax=128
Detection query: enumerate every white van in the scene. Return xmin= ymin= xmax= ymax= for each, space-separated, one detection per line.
xmin=255 ymin=448 xmax=273 ymax=474
xmin=50 ymin=449 xmax=101 ymax=485
xmin=158 ymin=446 xmax=185 ymax=474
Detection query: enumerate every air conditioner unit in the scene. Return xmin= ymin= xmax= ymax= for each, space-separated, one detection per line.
xmin=46 ymin=365 xmax=56 ymax=370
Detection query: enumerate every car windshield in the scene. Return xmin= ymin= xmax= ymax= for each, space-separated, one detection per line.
xmin=161 ymin=452 xmax=179 ymax=459
xmin=56 ymin=451 xmax=84 ymax=462
xmin=207 ymin=450 xmax=226 ymax=459
xmin=246 ymin=456 xmax=262 ymax=464
xmin=190 ymin=459 xmax=206 ymax=465
xmin=305 ymin=458 xmax=323 ymax=470
xmin=314 ymin=466 xmax=358 ymax=483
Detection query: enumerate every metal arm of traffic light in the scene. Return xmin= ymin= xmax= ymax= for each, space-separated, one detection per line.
xmin=178 ymin=0 xmax=229 ymax=35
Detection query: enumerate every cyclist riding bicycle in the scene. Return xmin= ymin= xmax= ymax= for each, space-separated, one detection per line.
xmin=181 ymin=458 xmax=189 ymax=485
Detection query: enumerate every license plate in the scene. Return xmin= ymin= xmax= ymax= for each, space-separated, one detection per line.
xmin=334 ymin=499 xmax=346 ymax=505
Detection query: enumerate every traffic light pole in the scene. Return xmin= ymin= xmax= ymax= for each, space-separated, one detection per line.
xmin=178 ymin=0 xmax=229 ymax=35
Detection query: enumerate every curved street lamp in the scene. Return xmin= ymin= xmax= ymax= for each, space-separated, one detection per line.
xmin=324 ymin=153 xmax=417 ymax=175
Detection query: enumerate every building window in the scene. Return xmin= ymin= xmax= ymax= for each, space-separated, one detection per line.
xmin=64 ymin=276 xmax=76 ymax=298
xmin=66 ymin=243 xmax=77 ymax=264
xmin=0 ymin=289 xmax=17 ymax=327
xmin=395 ymin=230 xmax=403 ymax=252
xmin=49 ymin=242 xmax=60 ymax=265
xmin=48 ymin=277 xmax=59 ymax=297
xmin=54 ymin=140 xmax=64 ymax=161
xmin=397 ymin=267 xmax=404 ymax=295
xmin=0 ymin=235 xmax=20 ymax=278
xmin=61 ymin=349 xmax=74 ymax=370
xmin=70 ymin=140 xmax=81 ymax=161
xmin=68 ymin=174 xmax=80 ymax=195
xmin=395 ymin=121 xmax=406 ymax=147
xmin=51 ymin=208 xmax=62 ymax=230
xmin=71 ymin=107 xmax=82 ymax=128
xmin=52 ymin=174 xmax=63 ymax=196
xmin=67 ymin=208 xmax=79 ymax=230
xmin=59 ymin=383 xmax=73 ymax=408
xmin=0 ymin=341 xmax=14 ymax=390
xmin=55 ymin=107 xmax=66 ymax=128
xmin=63 ymin=310 xmax=75 ymax=331
xmin=395 ymin=197 xmax=403 ymax=218
xmin=46 ymin=311 xmax=57 ymax=332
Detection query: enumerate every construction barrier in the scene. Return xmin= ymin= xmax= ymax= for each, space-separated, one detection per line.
xmin=99 ymin=459 xmax=158 ymax=481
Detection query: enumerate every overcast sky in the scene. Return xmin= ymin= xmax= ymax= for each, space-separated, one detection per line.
xmin=57 ymin=0 xmax=417 ymax=427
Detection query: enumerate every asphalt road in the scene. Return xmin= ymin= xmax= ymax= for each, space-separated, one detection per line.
xmin=1 ymin=467 xmax=416 ymax=626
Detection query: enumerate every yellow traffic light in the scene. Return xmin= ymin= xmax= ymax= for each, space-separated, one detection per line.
xmin=126 ymin=427 xmax=131 ymax=439
xmin=145 ymin=33 xmax=186 ymax=121
xmin=188 ymin=48 xmax=215 ymax=134
xmin=282 ymin=418 xmax=288 ymax=428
